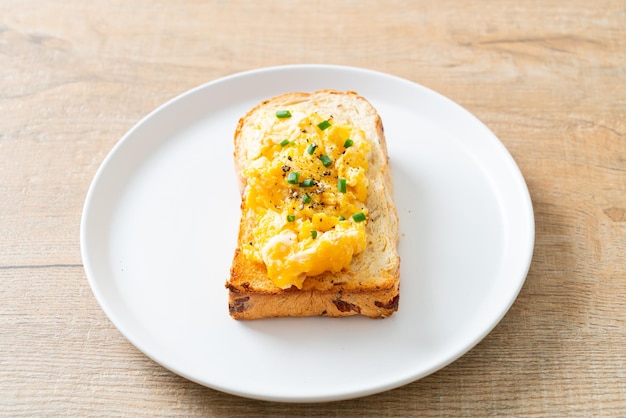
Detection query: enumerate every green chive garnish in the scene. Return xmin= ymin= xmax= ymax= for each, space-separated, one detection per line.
xmin=339 ymin=216 xmax=346 ymax=221
xmin=287 ymin=214 xmax=296 ymax=222
xmin=276 ymin=110 xmax=292 ymax=119
xmin=302 ymin=194 xmax=312 ymax=204
xmin=306 ymin=143 xmax=317 ymax=155
xmin=317 ymin=120 xmax=331 ymax=131
xmin=352 ymin=212 xmax=366 ymax=223
xmin=338 ymin=178 xmax=347 ymax=193
xmin=320 ymin=155 xmax=332 ymax=167
xmin=344 ymin=138 xmax=354 ymax=148
xmin=311 ymin=230 xmax=318 ymax=239
xmin=287 ymin=172 xmax=300 ymax=184
xmin=300 ymin=179 xmax=314 ymax=187
xmin=280 ymin=139 xmax=290 ymax=147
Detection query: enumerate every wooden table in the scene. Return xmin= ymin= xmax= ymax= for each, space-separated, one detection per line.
xmin=2 ymin=1 xmax=624 ymax=415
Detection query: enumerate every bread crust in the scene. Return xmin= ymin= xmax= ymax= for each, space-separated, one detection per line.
xmin=227 ymin=90 xmax=400 ymax=319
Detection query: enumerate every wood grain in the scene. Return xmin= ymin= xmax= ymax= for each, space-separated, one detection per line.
xmin=1 ymin=0 xmax=625 ymax=415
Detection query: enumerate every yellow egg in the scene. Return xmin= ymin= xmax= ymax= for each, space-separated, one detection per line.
xmin=242 ymin=112 xmax=370 ymax=289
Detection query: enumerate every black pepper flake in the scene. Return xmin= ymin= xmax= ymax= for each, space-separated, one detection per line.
xmin=287 ymin=156 xmax=292 ymax=161
xmin=282 ymin=165 xmax=291 ymax=172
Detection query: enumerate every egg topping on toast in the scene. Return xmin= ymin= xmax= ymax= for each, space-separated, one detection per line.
xmin=241 ymin=109 xmax=371 ymax=289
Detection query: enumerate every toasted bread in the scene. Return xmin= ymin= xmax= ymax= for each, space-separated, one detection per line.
xmin=227 ymin=90 xmax=400 ymax=319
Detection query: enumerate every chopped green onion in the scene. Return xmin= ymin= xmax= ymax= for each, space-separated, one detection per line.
xmin=276 ymin=110 xmax=292 ymax=119
xmin=319 ymin=154 xmax=332 ymax=167
xmin=302 ymin=194 xmax=312 ymax=204
xmin=311 ymin=230 xmax=318 ymax=239
xmin=344 ymin=138 xmax=354 ymax=148
xmin=352 ymin=212 xmax=366 ymax=223
xmin=287 ymin=214 xmax=296 ymax=222
xmin=339 ymin=215 xmax=346 ymax=221
xmin=338 ymin=178 xmax=347 ymax=193
xmin=287 ymin=172 xmax=300 ymax=184
xmin=300 ymin=179 xmax=314 ymax=187
xmin=279 ymin=139 xmax=290 ymax=147
xmin=317 ymin=120 xmax=331 ymax=131
xmin=306 ymin=143 xmax=317 ymax=155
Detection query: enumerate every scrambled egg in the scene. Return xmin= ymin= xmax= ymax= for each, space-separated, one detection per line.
xmin=241 ymin=109 xmax=371 ymax=289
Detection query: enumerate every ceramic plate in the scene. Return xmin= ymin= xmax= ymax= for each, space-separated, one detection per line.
xmin=80 ymin=65 xmax=534 ymax=402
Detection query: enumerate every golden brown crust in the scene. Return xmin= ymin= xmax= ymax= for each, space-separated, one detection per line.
xmin=228 ymin=267 xmax=400 ymax=319
xmin=227 ymin=90 xmax=400 ymax=319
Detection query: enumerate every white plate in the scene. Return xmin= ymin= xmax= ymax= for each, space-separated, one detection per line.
xmin=80 ymin=65 xmax=534 ymax=403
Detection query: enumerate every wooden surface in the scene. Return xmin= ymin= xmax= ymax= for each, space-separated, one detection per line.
xmin=1 ymin=1 xmax=625 ymax=415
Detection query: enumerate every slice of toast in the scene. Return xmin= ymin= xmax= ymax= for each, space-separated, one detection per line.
xmin=227 ymin=90 xmax=400 ymax=319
